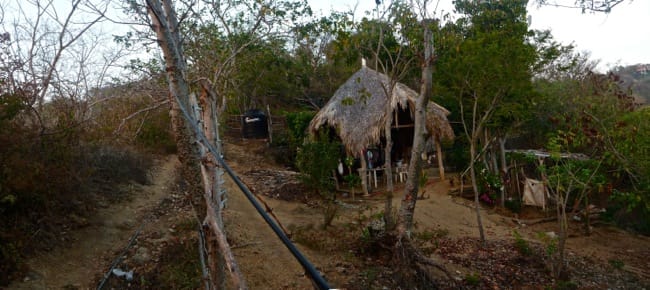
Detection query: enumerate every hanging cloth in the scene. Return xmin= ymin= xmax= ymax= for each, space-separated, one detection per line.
xmin=523 ymin=178 xmax=548 ymax=210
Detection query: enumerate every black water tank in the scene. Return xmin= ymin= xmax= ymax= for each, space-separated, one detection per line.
xmin=241 ymin=109 xmax=268 ymax=139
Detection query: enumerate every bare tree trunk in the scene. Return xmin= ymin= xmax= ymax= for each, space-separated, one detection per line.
xmin=491 ymin=149 xmax=498 ymax=177
xmin=146 ymin=1 xmax=245 ymax=288
xmin=147 ymin=0 xmax=202 ymax=196
xmin=266 ymin=105 xmax=273 ymax=145
xmin=461 ymin=91 xmax=489 ymax=245
xmin=481 ymin=129 xmax=490 ymax=170
xmin=584 ymin=197 xmax=591 ymax=235
xmin=469 ymin=140 xmax=486 ymax=244
xmin=555 ymin=193 xmax=568 ymax=280
xmin=391 ymin=21 xmax=451 ymax=287
xmin=498 ymin=137 xmax=507 ymax=174
xmin=498 ymin=136 xmax=507 ymax=207
xmin=396 ymin=21 xmax=433 ymax=237
xmin=191 ymin=93 xmax=225 ymax=289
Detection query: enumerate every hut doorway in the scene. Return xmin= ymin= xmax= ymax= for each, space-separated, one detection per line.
xmin=390 ymin=105 xmax=415 ymax=164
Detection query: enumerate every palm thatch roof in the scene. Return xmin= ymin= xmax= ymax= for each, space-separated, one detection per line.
xmin=308 ymin=66 xmax=454 ymax=157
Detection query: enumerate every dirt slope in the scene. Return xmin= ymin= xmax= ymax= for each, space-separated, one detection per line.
xmin=222 ymin=141 xmax=317 ymax=289
xmin=221 ymin=139 xmax=649 ymax=288
xmin=7 ymin=138 xmax=649 ymax=289
xmin=8 ymin=155 xmax=180 ymax=289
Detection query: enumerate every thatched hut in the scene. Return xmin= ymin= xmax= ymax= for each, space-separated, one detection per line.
xmin=308 ymin=64 xmax=454 ymax=191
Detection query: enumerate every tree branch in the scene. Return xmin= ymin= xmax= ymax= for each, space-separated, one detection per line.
xmin=114 ymin=98 xmax=169 ymax=135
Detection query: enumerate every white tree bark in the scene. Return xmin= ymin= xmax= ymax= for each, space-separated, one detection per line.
xmin=396 ymin=21 xmax=433 ymax=236
xmin=146 ymin=1 xmax=245 ymax=288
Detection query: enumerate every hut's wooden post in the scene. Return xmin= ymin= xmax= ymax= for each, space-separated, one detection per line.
xmin=514 ymin=160 xmax=521 ymax=200
xmin=435 ymin=136 xmax=445 ymax=181
xmin=359 ymin=150 xmax=369 ymax=196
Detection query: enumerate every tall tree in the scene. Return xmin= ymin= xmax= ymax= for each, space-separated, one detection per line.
xmin=140 ymin=0 xmax=320 ymax=287
xmin=181 ymin=0 xmax=312 ymax=113
xmin=436 ymin=0 xmax=537 ymax=242
xmin=390 ymin=1 xmax=451 ymax=286
xmin=144 ymin=1 xmax=247 ymax=288
xmin=291 ymin=12 xmax=358 ymax=109
xmin=1 ymin=0 xmax=127 ymax=132
xmin=355 ymin=0 xmax=421 ymax=228
xmin=534 ymin=0 xmax=626 ymax=13
xmin=396 ymin=18 xmax=432 ymax=238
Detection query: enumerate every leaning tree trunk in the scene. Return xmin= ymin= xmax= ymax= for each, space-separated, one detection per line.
xmin=146 ymin=0 xmax=202 ymax=197
xmin=395 ymin=23 xmax=432 ymax=237
xmin=498 ymin=136 xmax=507 ymax=207
xmin=469 ymin=138 xmax=486 ymax=243
xmin=392 ymin=21 xmax=450 ymax=287
xmin=393 ymin=22 xmax=433 ymax=286
xmin=553 ymin=190 xmax=569 ymax=281
xmin=146 ymin=1 xmax=246 ymax=288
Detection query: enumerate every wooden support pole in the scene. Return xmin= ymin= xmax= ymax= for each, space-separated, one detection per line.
xmin=435 ymin=136 xmax=445 ymax=182
xmin=359 ymin=150 xmax=369 ymax=196
xmin=266 ymin=104 xmax=273 ymax=145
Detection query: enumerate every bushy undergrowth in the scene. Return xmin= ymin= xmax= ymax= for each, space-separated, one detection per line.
xmin=0 ymin=136 xmax=154 ymax=285
xmin=0 ymin=93 xmax=162 ymax=285
xmin=90 ymin=93 xmax=176 ymax=154
xmin=284 ymin=111 xmax=315 ymax=166
xmin=86 ymin=145 xmax=152 ymax=186
xmin=295 ymin=130 xmax=341 ymax=228
xmin=145 ymin=237 xmax=201 ymax=289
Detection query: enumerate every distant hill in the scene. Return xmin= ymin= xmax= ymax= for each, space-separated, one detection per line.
xmin=612 ymin=64 xmax=650 ymax=106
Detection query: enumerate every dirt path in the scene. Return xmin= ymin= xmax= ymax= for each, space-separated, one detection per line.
xmin=9 ymin=155 xmax=180 ymax=290
xmin=18 ymin=137 xmax=643 ymax=289
xmin=221 ymin=139 xmax=649 ymax=288
xmin=409 ymin=180 xmax=512 ymax=239
xmin=222 ymin=142 xmax=316 ymax=289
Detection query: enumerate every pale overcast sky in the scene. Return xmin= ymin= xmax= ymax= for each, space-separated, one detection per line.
xmin=307 ymin=0 xmax=650 ymax=73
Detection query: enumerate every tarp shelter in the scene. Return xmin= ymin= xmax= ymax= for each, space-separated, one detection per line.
xmin=505 ymin=149 xmax=589 ymax=209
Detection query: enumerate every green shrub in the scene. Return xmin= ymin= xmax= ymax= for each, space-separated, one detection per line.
xmin=285 ymin=111 xmax=315 ymax=164
xmin=608 ymin=259 xmax=624 ymax=270
xmin=505 ymin=198 xmax=522 ymax=213
xmin=157 ymin=240 xmax=202 ymax=289
xmin=134 ymin=110 xmax=176 ymax=154
xmin=512 ymin=230 xmax=532 ymax=256
xmin=295 ymin=130 xmax=340 ymax=195
xmin=296 ymin=129 xmax=340 ymax=228
xmin=465 ymin=272 xmax=480 ymax=286
xmin=86 ymin=146 xmax=152 ymax=185
xmin=0 ymin=239 xmax=21 ymax=286
xmin=607 ymin=189 xmax=650 ymax=235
